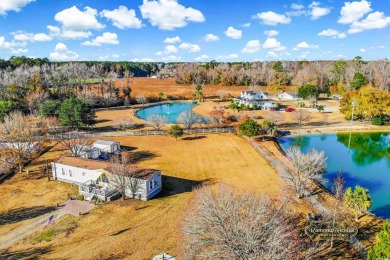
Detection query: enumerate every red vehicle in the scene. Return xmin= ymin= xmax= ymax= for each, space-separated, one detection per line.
xmin=285 ymin=107 xmax=296 ymax=112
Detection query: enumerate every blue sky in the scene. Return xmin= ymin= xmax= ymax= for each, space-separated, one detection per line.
xmin=0 ymin=0 xmax=389 ymax=61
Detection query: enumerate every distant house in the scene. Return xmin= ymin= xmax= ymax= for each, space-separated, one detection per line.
xmin=72 ymin=145 xmax=101 ymax=159
xmin=331 ymin=94 xmax=343 ymax=101
xmin=93 ymin=140 xmax=120 ymax=154
xmin=51 ymin=156 xmax=162 ymax=201
xmin=278 ymin=92 xmax=299 ymax=101
xmin=234 ymin=91 xmax=276 ymax=109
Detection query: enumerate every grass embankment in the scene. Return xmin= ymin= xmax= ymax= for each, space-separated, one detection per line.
xmin=4 ymin=133 xmax=301 ymax=259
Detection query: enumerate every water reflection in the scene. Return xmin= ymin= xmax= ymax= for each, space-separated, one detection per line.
xmin=337 ymin=132 xmax=390 ymax=166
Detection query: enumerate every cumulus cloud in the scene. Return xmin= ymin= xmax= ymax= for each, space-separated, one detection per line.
xmin=293 ymin=41 xmax=319 ymax=50
xmin=11 ymin=31 xmax=52 ymax=43
xmin=162 ymin=55 xmax=181 ymax=61
xmin=50 ymin=43 xmax=79 ymax=60
xmin=338 ymin=0 xmax=372 ymax=24
xmin=291 ymin=3 xmax=304 ymax=10
xmin=131 ymin=57 xmax=156 ymax=62
xmin=262 ymin=38 xmax=286 ymax=51
xmin=156 ymin=45 xmax=178 ymax=55
xmin=204 ymin=34 xmax=220 ymax=42
xmin=224 ymin=27 xmax=242 ymax=39
xmin=140 ymin=0 xmax=205 ymax=30
xmin=194 ymin=54 xmax=209 ymax=61
xmin=179 ymin=42 xmax=201 ymax=53
xmin=253 ymin=11 xmax=291 ymax=26
xmin=55 ymin=6 xmax=104 ymax=31
xmin=347 ymin=11 xmax=390 ymax=34
xmin=360 ymin=48 xmax=366 ymax=52
xmin=10 ymin=48 xmax=28 ymax=54
xmin=317 ymin=29 xmax=347 ymax=39
xmin=0 ymin=0 xmax=35 ymax=15
xmin=241 ymin=40 xmax=261 ymax=53
xmin=164 ymin=36 xmax=181 ymax=44
xmin=82 ymin=32 xmax=119 ymax=46
xmin=264 ymin=30 xmax=279 ymax=37
xmin=241 ymin=23 xmax=251 ymax=28
xmin=100 ymin=6 xmax=143 ymax=29
xmin=309 ymin=1 xmax=331 ymax=20
xmin=216 ymin=54 xmax=238 ymax=60
xmin=267 ymin=51 xmax=278 ymax=58
xmin=0 ymin=36 xmax=11 ymax=49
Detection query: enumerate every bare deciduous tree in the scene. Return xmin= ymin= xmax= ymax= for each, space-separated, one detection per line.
xmin=209 ymin=108 xmax=226 ymax=127
xmin=108 ymin=154 xmax=141 ymax=200
xmin=0 ymin=111 xmax=44 ymax=172
xmin=177 ymin=109 xmax=201 ymax=129
xmin=182 ymin=184 xmax=302 ymax=259
xmin=147 ymin=114 xmax=169 ymax=131
xmin=113 ymin=117 xmax=135 ymax=132
xmin=26 ymin=90 xmax=49 ymax=114
xmin=285 ymin=146 xmax=327 ymax=198
xmin=58 ymin=137 xmax=93 ymax=157
xmin=135 ymin=95 xmax=148 ymax=105
xmin=294 ymin=109 xmax=311 ymax=125
xmin=264 ymin=109 xmax=282 ymax=126
xmin=216 ymin=90 xmax=227 ymax=101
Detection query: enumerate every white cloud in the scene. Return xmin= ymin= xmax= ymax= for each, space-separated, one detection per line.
xmin=100 ymin=6 xmax=143 ymax=29
xmin=11 ymin=31 xmax=52 ymax=43
xmin=50 ymin=43 xmax=79 ymax=60
xmin=224 ymin=26 xmax=242 ymax=39
xmin=216 ymin=54 xmax=238 ymax=60
xmin=204 ymin=34 xmax=220 ymax=42
xmin=253 ymin=11 xmax=291 ymax=26
xmin=194 ymin=54 xmax=209 ymax=61
xmin=267 ymin=51 xmax=278 ymax=58
xmin=291 ymin=3 xmax=304 ymax=10
xmin=164 ymin=36 xmax=181 ymax=44
xmin=338 ymin=0 xmax=372 ymax=24
xmin=360 ymin=48 xmax=366 ymax=52
xmin=131 ymin=57 xmax=156 ymax=62
xmin=241 ymin=23 xmax=251 ymax=28
xmin=55 ymin=6 xmax=104 ymax=31
xmin=10 ymin=48 xmax=28 ymax=54
xmin=293 ymin=41 xmax=319 ymax=50
xmin=241 ymin=40 xmax=261 ymax=53
xmin=162 ymin=55 xmax=181 ymax=61
xmin=156 ymin=45 xmax=178 ymax=55
xmin=309 ymin=1 xmax=331 ymax=20
xmin=264 ymin=30 xmax=279 ymax=37
xmin=317 ymin=29 xmax=347 ymax=39
xmin=0 ymin=0 xmax=35 ymax=15
xmin=298 ymin=51 xmax=310 ymax=59
xmin=82 ymin=32 xmax=119 ymax=46
xmin=262 ymin=37 xmax=286 ymax=51
xmin=347 ymin=11 xmax=390 ymax=34
xmin=179 ymin=42 xmax=201 ymax=53
xmin=140 ymin=0 xmax=205 ymax=30
xmin=0 ymin=36 xmax=11 ymax=49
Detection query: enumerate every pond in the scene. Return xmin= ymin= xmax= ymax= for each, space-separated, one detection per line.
xmin=279 ymin=132 xmax=390 ymax=219
xmin=136 ymin=103 xmax=207 ymax=124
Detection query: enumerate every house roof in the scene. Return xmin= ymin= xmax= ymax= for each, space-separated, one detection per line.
xmin=285 ymin=92 xmax=298 ymax=97
xmin=54 ymin=156 xmax=159 ymax=181
xmin=94 ymin=140 xmax=119 ymax=146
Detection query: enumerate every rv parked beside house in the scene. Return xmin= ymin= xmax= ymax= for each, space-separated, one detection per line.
xmin=52 ymin=156 xmax=162 ymax=201
xmin=93 ymin=140 xmax=121 ymax=154
xmin=234 ymin=91 xmax=276 ymax=110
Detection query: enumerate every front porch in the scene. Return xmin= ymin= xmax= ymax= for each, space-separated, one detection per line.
xmin=79 ymin=180 xmax=119 ymax=202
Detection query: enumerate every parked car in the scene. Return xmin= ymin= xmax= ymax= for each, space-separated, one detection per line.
xmin=285 ymin=107 xmax=296 ymax=112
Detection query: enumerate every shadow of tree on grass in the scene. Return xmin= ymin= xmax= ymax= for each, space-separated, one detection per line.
xmin=0 ymin=246 xmax=51 ymax=260
xmin=0 ymin=206 xmax=56 ymax=225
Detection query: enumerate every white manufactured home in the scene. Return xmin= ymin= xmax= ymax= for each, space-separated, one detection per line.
xmin=52 ymin=156 xmax=162 ymax=201
xmin=93 ymin=140 xmax=121 ymax=153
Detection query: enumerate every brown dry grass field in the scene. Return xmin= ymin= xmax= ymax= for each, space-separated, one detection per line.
xmin=2 ymin=133 xmax=316 ymax=259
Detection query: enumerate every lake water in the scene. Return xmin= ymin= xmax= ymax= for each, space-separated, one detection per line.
xmin=136 ymin=103 xmax=207 ymax=124
xmin=278 ymin=132 xmax=390 ymax=219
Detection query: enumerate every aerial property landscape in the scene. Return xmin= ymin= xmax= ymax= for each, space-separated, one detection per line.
xmin=0 ymin=0 xmax=390 ymax=260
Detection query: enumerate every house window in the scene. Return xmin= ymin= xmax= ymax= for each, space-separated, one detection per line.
xmin=69 ymin=170 xmax=72 ymax=177
xmin=149 ymin=181 xmax=154 ymax=190
xmin=82 ymin=172 xmax=86 ymax=176
xmin=61 ymin=168 xmax=65 ymax=175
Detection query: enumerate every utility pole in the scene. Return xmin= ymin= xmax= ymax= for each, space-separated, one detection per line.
xmin=350 ymin=101 xmax=356 ymax=126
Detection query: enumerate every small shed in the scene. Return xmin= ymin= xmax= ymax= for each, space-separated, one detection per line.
xmin=73 ymin=145 xmax=101 ymax=159
xmin=93 ymin=140 xmax=121 ymax=154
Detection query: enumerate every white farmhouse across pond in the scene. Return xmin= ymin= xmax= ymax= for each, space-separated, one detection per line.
xmin=234 ymin=91 xmax=276 ymax=109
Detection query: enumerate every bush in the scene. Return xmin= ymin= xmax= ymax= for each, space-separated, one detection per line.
xmin=238 ymin=119 xmax=260 ymax=137
xmin=226 ymin=115 xmax=237 ymax=123
xmin=371 ymin=116 xmax=384 ymax=126
xmin=297 ymin=102 xmax=305 ymax=108
xmin=166 ymin=95 xmax=174 ymax=100
xmin=76 ymin=194 xmax=84 ymax=201
xmin=251 ymin=104 xmax=258 ymax=110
